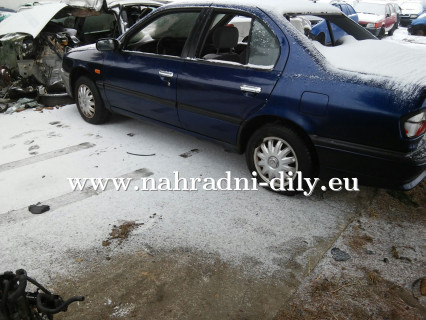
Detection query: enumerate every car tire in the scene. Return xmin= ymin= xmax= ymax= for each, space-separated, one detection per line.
xmin=388 ymin=24 xmax=396 ymax=36
xmin=378 ymin=27 xmax=386 ymax=39
xmin=245 ymin=124 xmax=316 ymax=195
xmin=38 ymin=92 xmax=74 ymax=107
xmin=74 ymin=76 xmax=110 ymax=124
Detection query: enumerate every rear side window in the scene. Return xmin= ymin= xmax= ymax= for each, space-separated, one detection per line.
xmin=249 ymin=19 xmax=280 ymax=67
xmin=197 ymin=12 xmax=280 ymax=68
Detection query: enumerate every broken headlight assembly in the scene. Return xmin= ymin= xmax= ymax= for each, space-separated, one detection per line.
xmin=21 ymin=36 xmax=36 ymax=59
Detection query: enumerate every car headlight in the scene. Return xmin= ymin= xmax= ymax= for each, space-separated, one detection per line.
xmin=21 ymin=36 xmax=36 ymax=58
xmin=404 ymin=108 xmax=426 ymax=138
xmin=410 ymin=14 xmax=418 ymax=18
xmin=366 ymin=23 xmax=376 ymax=28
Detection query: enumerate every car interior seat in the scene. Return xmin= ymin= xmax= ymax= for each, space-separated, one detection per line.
xmin=203 ymin=26 xmax=241 ymax=63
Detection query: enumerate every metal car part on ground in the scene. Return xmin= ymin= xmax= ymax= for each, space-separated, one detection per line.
xmin=0 ymin=269 xmax=83 ymax=320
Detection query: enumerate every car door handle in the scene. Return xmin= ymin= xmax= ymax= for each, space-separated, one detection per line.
xmin=159 ymin=71 xmax=173 ymax=78
xmin=240 ymin=85 xmax=261 ymax=94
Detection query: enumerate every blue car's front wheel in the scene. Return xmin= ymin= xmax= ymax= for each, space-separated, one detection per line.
xmin=74 ymin=76 xmax=111 ymax=125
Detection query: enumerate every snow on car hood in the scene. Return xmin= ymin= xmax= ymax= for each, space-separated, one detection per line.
xmin=61 ymin=0 xmax=156 ymax=9
xmin=61 ymin=0 xmax=103 ymax=10
xmin=0 ymin=3 xmax=67 ymax=38
xmin=357 ymin=13 xmax=384 ymax=23
xmin=314 ymin=38 xmax=426 ymax=97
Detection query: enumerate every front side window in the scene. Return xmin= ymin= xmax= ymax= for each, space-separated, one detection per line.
xmin=125 ymin=11 xmax=200 ymax=57
xmin=198 ymin=12 xmax=280 ymax=68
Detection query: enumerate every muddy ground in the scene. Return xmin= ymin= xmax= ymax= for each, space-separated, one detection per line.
xmin=54 ymin=183 xmax=425 ymax=320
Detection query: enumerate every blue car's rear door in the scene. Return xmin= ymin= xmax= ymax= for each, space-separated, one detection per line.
xmin=177 ymin=11 xmax=288 ymax=144
xmin=102 ymin=10 xmax=202 ymax=127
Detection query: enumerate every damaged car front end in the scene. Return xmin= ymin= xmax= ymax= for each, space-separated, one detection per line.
xmin=0 ymin=0 xmax=167 ymax=109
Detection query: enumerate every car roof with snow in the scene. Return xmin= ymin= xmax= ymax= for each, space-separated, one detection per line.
xmin=164 ymin=0 xmax=342 ymax=15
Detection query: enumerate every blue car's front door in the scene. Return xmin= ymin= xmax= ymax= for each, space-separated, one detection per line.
xmin=103 ymin=52 xmax=182 ymax=126
xmin=177 ymin=12 xmax=288 ymax=144
xmin=102 ymin=10 xmax=202 ymax=127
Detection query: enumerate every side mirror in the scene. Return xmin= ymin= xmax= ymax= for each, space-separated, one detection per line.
xmin=96 ymin=38 xmax=120 ymax=51
xmin=386 ymin=13 xmax=390 ymax=18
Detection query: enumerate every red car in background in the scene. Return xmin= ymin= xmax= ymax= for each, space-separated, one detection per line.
xmin=355 ymin=1 xmax=398 ymax=38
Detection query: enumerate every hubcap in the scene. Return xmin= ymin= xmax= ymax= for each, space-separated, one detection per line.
xmin=77 ymin=84 xmax=95 ymax=118
xmin=254 ymin=136 xmax=298 ymax=187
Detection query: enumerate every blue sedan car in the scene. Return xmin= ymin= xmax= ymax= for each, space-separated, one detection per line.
xmin=61 ymin=0 xmax=426 ymax=193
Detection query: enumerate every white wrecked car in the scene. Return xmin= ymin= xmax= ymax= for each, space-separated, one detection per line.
xmin=0 ymin=0 xmax=168 ymax=97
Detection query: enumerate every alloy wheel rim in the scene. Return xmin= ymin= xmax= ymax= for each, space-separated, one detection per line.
xmin=254 ymin=136 xmax=298 ymax=187
xmin=77 ymin=84 xmax=95 ymax=118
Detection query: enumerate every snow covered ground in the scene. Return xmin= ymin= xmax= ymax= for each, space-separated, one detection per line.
xmin=0 ymin=105 xmax=359 ymax=281
xmin=385 ymin=27 xmax=426 ymax=47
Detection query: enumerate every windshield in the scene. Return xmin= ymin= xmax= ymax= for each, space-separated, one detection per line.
xmin=355 ymin=3 xmax=385 ymax=15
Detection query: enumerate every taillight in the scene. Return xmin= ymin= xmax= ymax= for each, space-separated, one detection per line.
xmin=404 ymin=110 xmax=426 ymax=138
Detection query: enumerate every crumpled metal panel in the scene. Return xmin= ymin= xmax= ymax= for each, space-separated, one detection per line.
xmin=0 ymin=34 xmax=26 ymax=76
xmin=0 ymin=3 xmax=67 ymax=38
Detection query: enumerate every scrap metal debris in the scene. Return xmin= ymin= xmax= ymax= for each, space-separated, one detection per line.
xmin=179 ymin=149 xmax=200 ymax=158
xmin=127 ymin=152 xmax=156 ymax=157
xmin=28 ymin=204 xmax=50 ymax=214
xmin=330 ymin=248 xmax=351 ymax=261
xmin=4 ymin=98 xmax=44 ymax=114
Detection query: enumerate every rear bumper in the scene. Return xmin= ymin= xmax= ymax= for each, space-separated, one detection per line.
xmin=311 ymin=136 xmax=426 ymax=190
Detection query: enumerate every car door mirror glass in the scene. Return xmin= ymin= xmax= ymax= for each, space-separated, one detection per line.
xmin=96 ymin=38 xmax=119 ymax=51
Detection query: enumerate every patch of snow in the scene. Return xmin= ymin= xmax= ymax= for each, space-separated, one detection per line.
xmin=385 ymin=27 xmax=426 ymax=46
xmin=313 ymin=39 xmax=426 ymax=98
xmin=110 ymin=303 xmax=135 ymax=318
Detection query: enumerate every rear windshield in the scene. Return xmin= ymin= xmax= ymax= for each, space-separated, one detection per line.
xmin=287 ymin=13 xmax=375 ymax=47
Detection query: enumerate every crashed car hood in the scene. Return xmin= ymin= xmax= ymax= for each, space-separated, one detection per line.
xmin=0 ymin=3 xmax=67 ymax=38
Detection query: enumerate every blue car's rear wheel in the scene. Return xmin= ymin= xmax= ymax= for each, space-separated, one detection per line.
xmin=74 ymin=76 xmax=110 ymax=124
xmin=246 ymin=125 xmax=316 ymax=195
